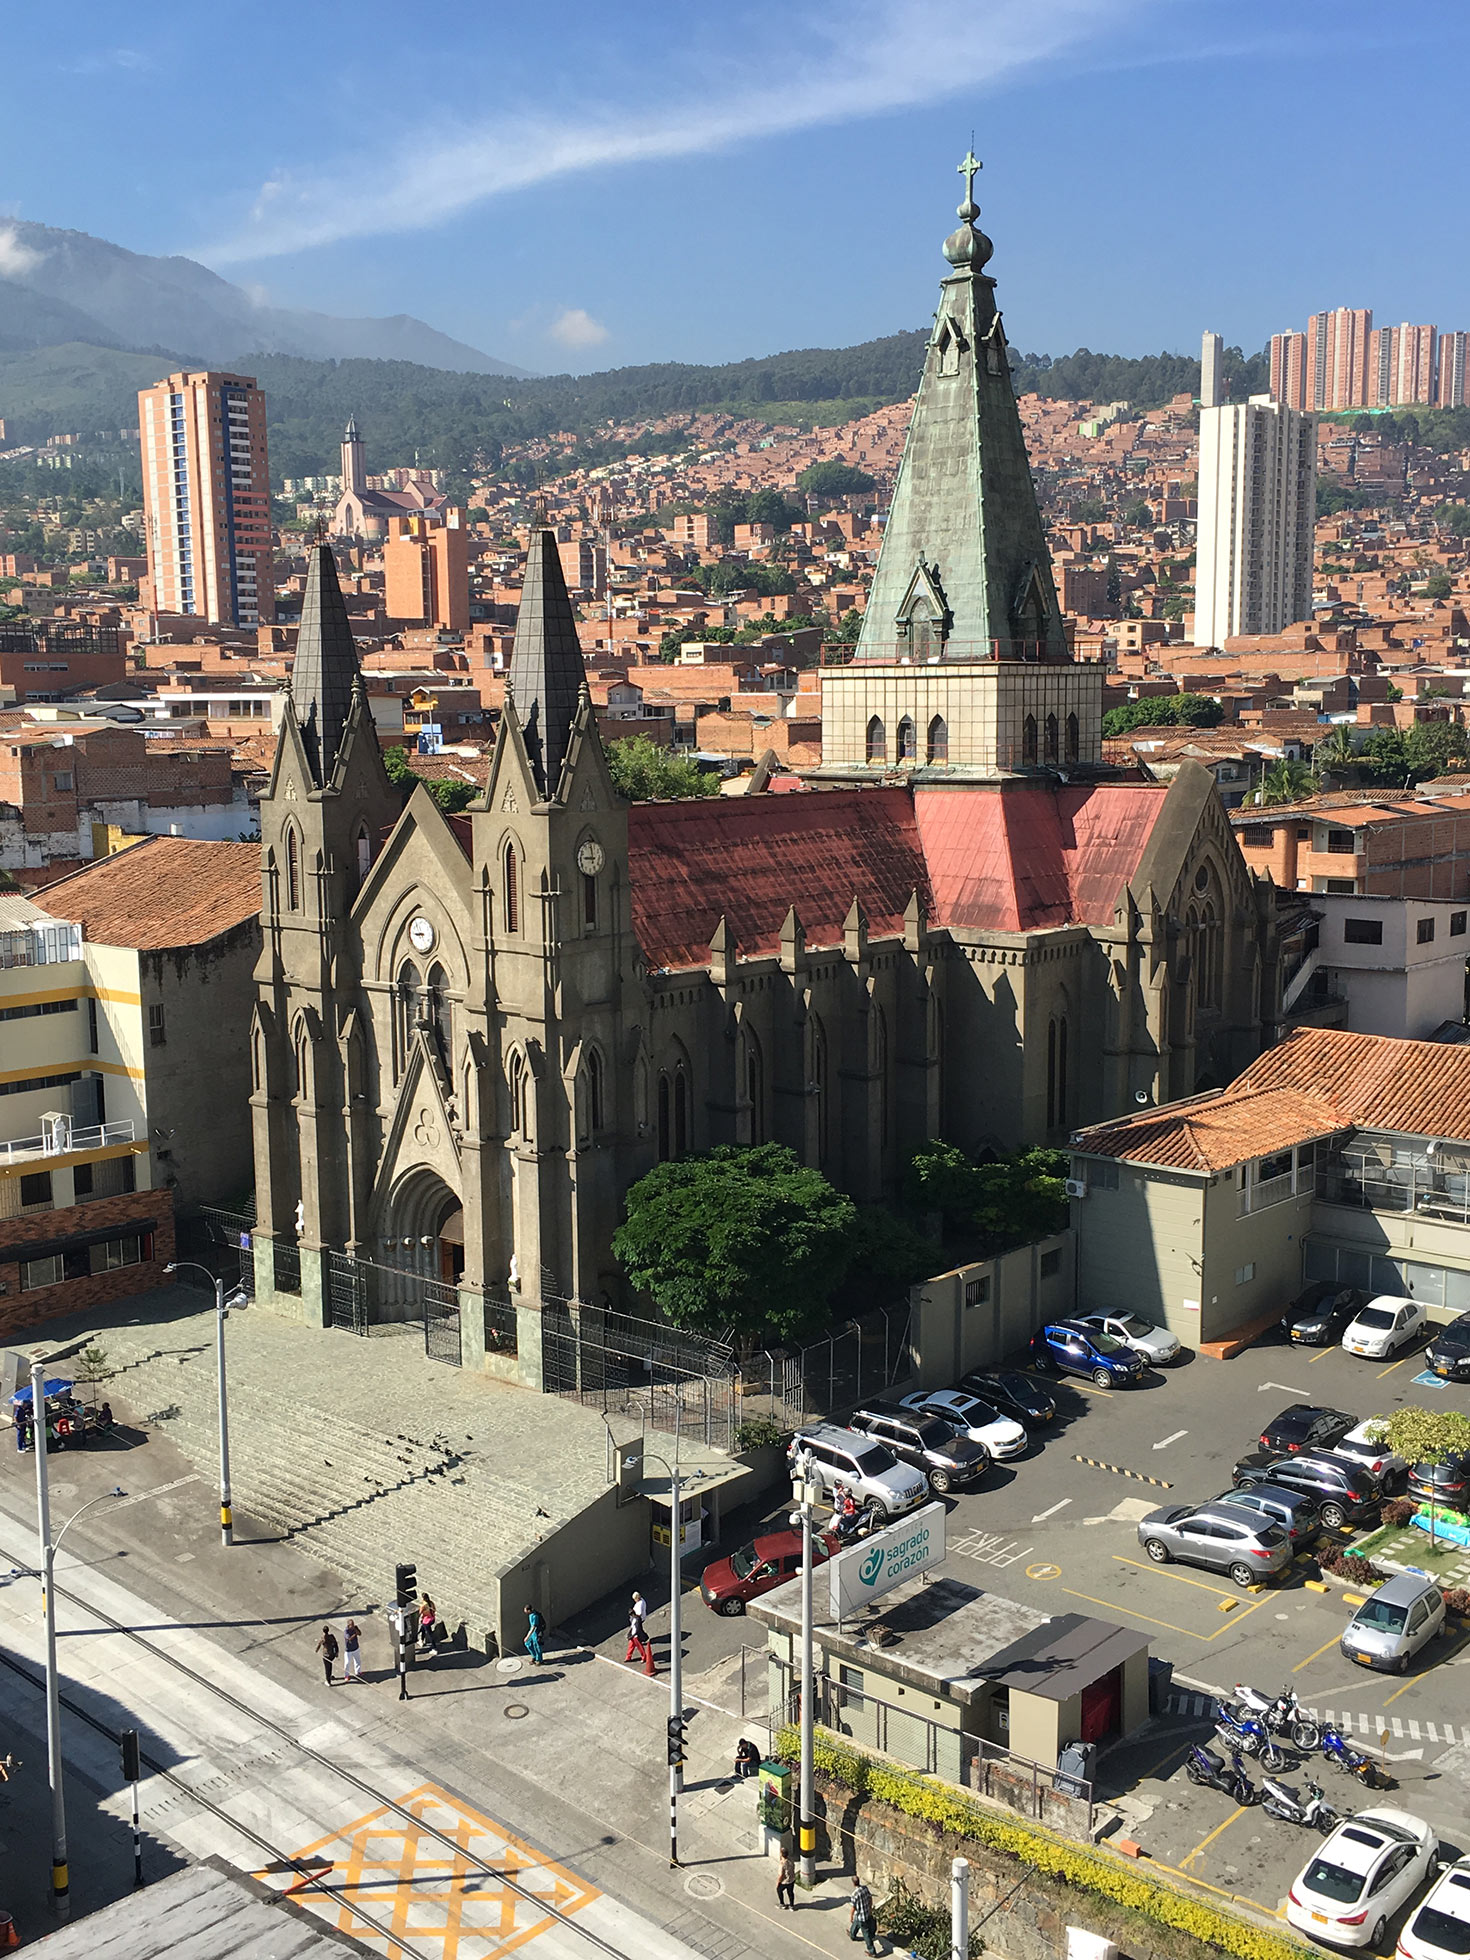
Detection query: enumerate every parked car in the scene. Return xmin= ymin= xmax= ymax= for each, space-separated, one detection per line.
xmin=846 ymin=1406 xmax=988 ymax=1494
xmin=700 ymin=1526 xmax=840 ymax=1616
xmin=1206 ymin=1482 xmax=1322 ymax=1551
xmin=1425 ymin=1311 xmax=1470 ymax=1383
xmin=1232 ymin=1451 xmax=1382 ymax=1531
xmin=1285 ymin=1808 xmax=1438 ymax=1951
xmin=1328 ymin=1416 xmax=1408 ymax=1489
xmin=1339 ymin=1572 xmax=1446 ymax=1674
xmin=1259 ymin=1402 xmax=1355 ymax=1456
xmin=1341 ymin=1295 xmax=1431 ymax=1359
xmin=1406 ymin=1454 xmax=1470 ymax=1510
xmin=956 ymin=1370 xmax=1057 ymax=1426
xmin=1076 ymin=1310 xmax=1182 ymax=1366
xmin=1280 ymin=1281 xmax=1368 ymax=1346
xmin=1136 ymin=1501 xmax=1293 ymax=1588
xmin=786 ymin=1425 xmax=929 ymax=1521
xmin=897 ymin=1389 xmax=1028 ymax=1460
xmin=1028 ymin=1320 xmax=1146 ymax=1388
xmin=1399 ymin=1855 xmax=1470 ymax=1960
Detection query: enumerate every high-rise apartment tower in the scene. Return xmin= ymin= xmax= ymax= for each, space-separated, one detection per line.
xmin=1199 ymin=331 xmax=1223 ymax=408
xmin=1194 ymin=398 xmax=1317 ymax=649
xmin=138 ymin=370 xmax=273 ymax=626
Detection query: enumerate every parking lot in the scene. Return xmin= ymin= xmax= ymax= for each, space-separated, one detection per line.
xmin=679 ymin=1319 xmax=1470 ymax=1941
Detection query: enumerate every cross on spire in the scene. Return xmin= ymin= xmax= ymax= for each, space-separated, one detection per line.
xmin=957 ymin=148 xmax=982 ymax=212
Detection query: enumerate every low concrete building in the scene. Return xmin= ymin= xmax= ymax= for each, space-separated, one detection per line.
xmin=749 ymin=1570 xmax=1149 ymax=1780
xmin=1279 ymin=892 xmax=1470 ymax=1038
xmin=1071 ymin=1025 xmax=1470 ymax=1343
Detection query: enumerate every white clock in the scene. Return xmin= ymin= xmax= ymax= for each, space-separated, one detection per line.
xmin=408 ymin=915 xmax=436 ymax=954
xmin=577 ymin=840 xmax=605 ymax=876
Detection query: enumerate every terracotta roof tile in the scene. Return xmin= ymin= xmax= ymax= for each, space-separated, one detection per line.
xmin=37 ymin=836 xmax=262 ymax=950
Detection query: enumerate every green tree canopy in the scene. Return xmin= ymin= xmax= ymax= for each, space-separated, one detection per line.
xmin=1360 ymin=721 xmax=1469 ymax=788
xmin=659 ymin=623 xmax=737 ymax=658
xmin=1437 ymin=503 xmax=1470 ymax=538
xmin=1255 ymin=758 xmax=1316 ymax=806
xmin=1121 ymin=499 xmax=1154 ymax=528
xmin=605 ymin=735 xmax=721 ymax=801
xmin=612 ymin=1143 xmax=858 ymax=1346
xmin=1380 ymin=1407 xmax=1470 ymax=1472
xmin=1101 ymin=694 xmax=1224 ymax=737
xmin=796 ymin=459 xmax=877 ymax=498
xmin=1425 ymin=572 xmax=1453 ymax=600
xmin=382 ymin=746 xmax=479 ymax=813
xmin=904 ymin=1143 xmax=1069 ymax=1254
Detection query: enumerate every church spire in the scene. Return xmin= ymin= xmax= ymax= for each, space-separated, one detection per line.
xmin=291 ymin=542 xmax=361 ymax=787
xmin=855 ymin=153 xmax=1067 ymax=665
xmin=507 ymin=525 xmax=588 ymax=799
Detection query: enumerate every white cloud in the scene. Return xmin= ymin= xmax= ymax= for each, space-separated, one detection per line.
xmin=196 ymin=0 xmax=1136 ymax=264
xmin=549 ymin=308 xmax=610 ymax=351
xmin=0 ymin=225 xmax=42 ymax=279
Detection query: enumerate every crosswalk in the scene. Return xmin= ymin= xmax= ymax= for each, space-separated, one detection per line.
xmin=1165 ymin=1691 xmax=1466 ymax=1749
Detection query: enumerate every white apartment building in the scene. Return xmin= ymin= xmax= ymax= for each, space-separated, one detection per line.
xmin=1194 ymin=398 xmax=1317 ymax=649
xmin=1199 ymin=329 xmax=1223 ymax=408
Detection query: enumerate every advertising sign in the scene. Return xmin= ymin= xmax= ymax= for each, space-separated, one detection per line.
xmin=828 ymin=1501 xmax=946 ymax=1619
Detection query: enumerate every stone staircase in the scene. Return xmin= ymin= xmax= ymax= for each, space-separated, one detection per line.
xmin=96 ymin=1311 xmax=587 ymax=1649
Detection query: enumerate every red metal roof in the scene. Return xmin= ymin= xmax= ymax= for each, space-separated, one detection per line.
xmin=913 ymin=784 xmax=1167 ymax=931
xmin=628 ymin=788 xmax=929 ymax=970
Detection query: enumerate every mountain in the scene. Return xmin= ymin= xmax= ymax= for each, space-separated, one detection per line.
xmin=0 ymin=220 xmax=528 ymax=376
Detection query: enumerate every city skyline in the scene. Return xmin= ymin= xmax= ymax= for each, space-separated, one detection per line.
xmin=3 ymin=1 xmax=1468 ymax=375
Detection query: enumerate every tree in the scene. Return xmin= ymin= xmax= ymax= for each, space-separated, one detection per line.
xmin=796 ymin=460 xmax=876 ymax=499
xmin=903 ymin=1142 xmax=1069 ymax=1254
xmin=1101 ymin=694 xmax=1224 ymax=737
xmin=1380 ymin=1408 xmax=1470 ymax=1545
xmin=612 ymin=1144 xmax=858 ymax=1346
xmin=1425 ymin=572 xmax=1453 ymax=600
xmin=1255 ymin=758 xmax=1316 ymax=805
xmin=841 ymin=1207 xmax=942 ymax=1316
xmin=1437 ymin=503 xmax=1470 ymax=538
xmin=826 ymin=607 xmax=866 ymax=645
xmin=381 ymin=746 xmax=479 ymax=813
xmin=605 ymin=735 xmax=721 ymax=801
xmin=1122 ymin=499 xmax=1154 ymax=528
xmin=1315 ymin=725 xmax=1357 ymax=773
xmin=659 ymin=624 xmax=737 ymax=658
xmin=1361 ymin=721 xmax=1468 ymax=788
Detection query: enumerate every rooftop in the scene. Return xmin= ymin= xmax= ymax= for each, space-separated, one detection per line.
xmin=36 ymin=836 xmax=263 ymax=950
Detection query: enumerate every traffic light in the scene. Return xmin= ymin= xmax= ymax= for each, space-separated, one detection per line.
xmin=119 ymin=1729 xmax=140 ymax=1782
xmin=667 ymin=1714 xmax=689 ymax=1768
xmin=395 ymin=1562 xmax=418 ymax=1612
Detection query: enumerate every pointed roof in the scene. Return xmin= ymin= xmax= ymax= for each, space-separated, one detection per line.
xmin=507 ymin=526 xmax=588 ymax=798
xmin=856 ymin=156 xmax=1067 ymax=664
xmin=291 ymin=544 xmax=360 ymax=786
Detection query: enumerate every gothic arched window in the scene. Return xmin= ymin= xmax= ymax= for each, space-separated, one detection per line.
xmin=1022 ymin=715 xmax=1038 ymax=766
xmin=394 ymin=961 xmax=420 ymax=1079
xmin=657 ymin=1073 xmax=672 ymax=1160
xmin=356 ymin=824 xmax=373 ymax=882
xmin=744 ymin=1028 xmax=765 ymax=1144
xmin=810 ymin=1015 xmax=829 ymax=1167
xmin=866 ymin=716 xmax=886 ymax=764
xmin=926 ymin=715 xmax=948 ymax=763
xmin=286 ymin=828 xmax=301 ymax=911
xmin=1044 ymin=712 xmax=1060 ymax=764
xmin=1046 ymin=1015 xmax=1069 ymax=1129
xmin=426 ymin=963 xmax=451 ymax=1072
xmin=1065 ymin=712 xmax=1080 ymax=764
xmin=587 ymin=1048 xmax=605 ymax=1134
xmin=509 ymin=1051 xmax=529 ymax=1139
xmin=673 ymin=1066 xmax=690 ymax=1158
xmin=502 ymin=841 xmax=520 ymax=934
xmin=897 ymin=716 xmax=916 ymax=762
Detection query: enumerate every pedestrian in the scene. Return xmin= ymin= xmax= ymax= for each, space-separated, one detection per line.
xmin=776 ymin=1844 xmax=796 ymax=1911
xmin=316 ymin=1624 xmax=340 ymax=1686
xmin=734 ymin=1737 xmax=761 ymax=1779
xmin=524 ymin=1605 xmax=545 ymax=1667
xmin=343 ymin=1619 xmax=362 ymax=1680
xmin=14 ymin=1405 xmax=30 ymax=1454
xmin=418 ymin=1594 xmax=437 ymax=1653
xmin=848 ymin=1877 xmax=878 ymax=1955
xmin=625 ymin=1593 xmax=649 ymax=1665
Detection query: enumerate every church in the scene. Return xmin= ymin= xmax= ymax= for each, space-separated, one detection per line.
xmin=249 ymin=166 xmax=1287 ymax=1381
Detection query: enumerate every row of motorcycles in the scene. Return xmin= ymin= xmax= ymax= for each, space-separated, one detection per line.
xmin=1185 ymin=1681 xmax=1391 ymax=1831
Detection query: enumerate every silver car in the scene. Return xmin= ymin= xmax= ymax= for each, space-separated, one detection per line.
xmin=1079 ymin=1310 xmax=1182 ymax=1366
xmin=1137 ymin=1501 xmax=1293 ymax=1588
xmin=1340 ymin=1572 xmax=1445 ymax=1674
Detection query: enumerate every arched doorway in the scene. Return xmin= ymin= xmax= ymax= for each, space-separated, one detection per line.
xmin=379 ymin=1168 xmax=464 ymax=1295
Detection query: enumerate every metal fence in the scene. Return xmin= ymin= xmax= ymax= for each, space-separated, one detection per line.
xmin=737 ymin=1304 xmax=914 ymax=1433
xmin=182 ymin=1206 xmax=256 ymax=1292
xmin=542 ymin=1298 xmax=738 ymax=1450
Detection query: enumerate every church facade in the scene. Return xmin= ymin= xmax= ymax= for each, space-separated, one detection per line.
xmin=250 ymin=171 xmax=1287 ymax=1381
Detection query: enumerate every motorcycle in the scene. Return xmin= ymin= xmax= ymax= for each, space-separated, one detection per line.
xmin=1214 ymin=1705 xmax=1287 ymax=1771
xmin=1229 ymin=1682 xmax=1321 ymax=1752
xmin=1319 ymin=1723 xmax=1391 ymax=1790
xmin=1186 ymin=1744 xmax=1258 ymax=1805
xmin=1259 ymin=1775 xmax=1340 ymax=1831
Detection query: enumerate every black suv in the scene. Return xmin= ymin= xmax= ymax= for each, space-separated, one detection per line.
xmin=1425 ymin=1311 xmax=1470 ymax=1382
xmin=958 ymin=1370 xmax=1057 ymax=1426
xmin=1206 ymin=1482 xmax=1322 ymax=1551
xmin=1258 ymin=1403 xmax=1355 ymax=1456
xmin=1279 ymin=1283 xmax=1367 ymax=1346
xmin=1406 ymin=1455 xmax=1470 ymax=1508
xmin=1232 ymin=1450 xmax=1382 ymax=1529
xmin=847 ymin=1406 xmax=987 ymax=1494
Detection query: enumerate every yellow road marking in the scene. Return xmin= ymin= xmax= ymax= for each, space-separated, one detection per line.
xmin=1134 ymin=1734 xmax=1199 ymax=1784
xmin=1310 ymin=1346 xmax=1337 ymax=1364
xmin=1063 ymin=1586 xmax=1263 ymax=1643
xmin=1377 ymin=1354 xmax=1415 ymax=1378
xmin=1383 ymin=1674 xmax=1419 ymax=1706
xmin=1182 ymin=1804 xmax=1248 ymax=1868
xmin=1113 ymin=1556 xmax=1247 ymax=1599
xmin=1292 ymin=1634 xmax=1344 ymax=1674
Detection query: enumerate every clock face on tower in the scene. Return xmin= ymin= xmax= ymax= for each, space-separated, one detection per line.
xmin=408 ymin=915 xmax=436 ymax=954
xmin=576 ymin=840 xmax=605 ymax=876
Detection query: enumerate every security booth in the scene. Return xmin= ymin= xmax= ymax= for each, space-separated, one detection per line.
xmin=968 ymin=1614 xmax=1152 ymax=1770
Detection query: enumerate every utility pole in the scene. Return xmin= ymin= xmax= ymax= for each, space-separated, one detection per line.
xmin=794 ymin=1447 xmax=817 ymax=1888
xmin=638 ymin=1447 xmax=686 ymax=1867
xmin=164 ymin=1263 xmax=246 ymax=1545
xmin=951 ymin=1857 xmax=970 ymax=1960
xmin=32 ymin=1357 xmax=67 ymax=1919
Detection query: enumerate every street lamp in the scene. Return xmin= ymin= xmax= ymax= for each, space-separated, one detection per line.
xmin=164 ymin=1262 xmax=247 ymax=1546
xmin=790 ymin=1447 xmax=818 ymax=1888
xmin=28 ymin=1348 xmax=125 ymax=1918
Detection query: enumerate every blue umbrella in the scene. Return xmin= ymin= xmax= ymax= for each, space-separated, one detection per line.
xmin=12 ymin=1379 xmax=73 ymax=1405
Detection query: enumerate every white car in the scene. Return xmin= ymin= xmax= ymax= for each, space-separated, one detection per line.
xmin=898 ymin=1389 xmax=1028 ymax=1460
xmin=1077 ymin=1311 xmax=1181 ymax=1366
xmin=1341 ymin=1297 xmax=1432 ymax=1360
xmin=1330 ymin=1416 xmax=1408 ymax=1486
xmin=1399 ymin=1856 xmax=1470 ymax=1960
xmin=1285 ymin=1808 xmax=1437 ymax=1950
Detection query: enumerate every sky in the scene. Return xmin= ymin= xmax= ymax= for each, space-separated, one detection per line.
xmin=3 ymin=0 xmax=1468 ymax=377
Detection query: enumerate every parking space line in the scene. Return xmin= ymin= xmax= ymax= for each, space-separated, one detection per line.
xmin=1182 ymin=1804 xmax=1248 ymax=1868
xmin=1308 ymin=1346 xmax=1336 ymax=1363
xmin=1291 ymin=1634 xmax=1342 ymax=1674
xmin=1113 ymin=1556 xmax=1239 ymax=1599
xmin=1065 ymin=1586 xmax=1262 ymax=1643
xmin=1383 ymin=1675 xmax=1419 ymax=1707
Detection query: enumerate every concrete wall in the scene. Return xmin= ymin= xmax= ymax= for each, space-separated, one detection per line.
xmin=912 ymin=1235 xmax=1073 ymax=1387
xmin=1072 ymin=1165 xmax=1206 ymax=1342
xmin=1200 ymin=1176 xmax=1314 ymax=1341
xmin=492 ymin=1482 xmax=653 ymax=1651
xmin=1312 ymin=893 xmax=1469 ymax=1039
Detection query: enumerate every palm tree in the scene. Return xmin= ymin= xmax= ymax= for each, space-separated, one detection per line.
xmin=1255 ymin=758 xmax=1316 ymax=806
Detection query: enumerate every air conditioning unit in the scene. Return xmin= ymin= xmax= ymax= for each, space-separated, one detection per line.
xmin=1064 ymin=1178 xmax=1088 ymax=1199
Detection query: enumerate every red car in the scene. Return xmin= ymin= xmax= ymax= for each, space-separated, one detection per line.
xmin=699 ymin=1527 xmax=840 ymax=1616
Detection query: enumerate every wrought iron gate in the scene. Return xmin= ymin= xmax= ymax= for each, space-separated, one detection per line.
xmin=541 ymin=1298 xmax=736 ymax=1449
xmin=323 ymin=1250 xmax=462 ymax=1367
